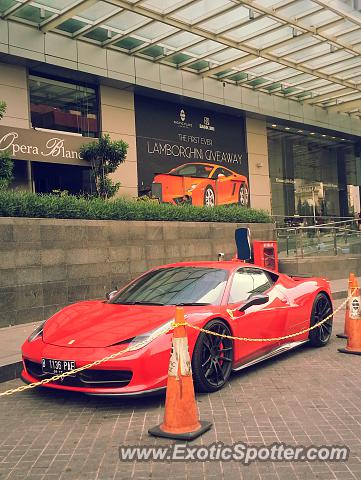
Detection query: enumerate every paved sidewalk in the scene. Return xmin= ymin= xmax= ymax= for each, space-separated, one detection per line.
xmin=0 ymin=322 xmax=40 ymax=383
xmin=331 ymin=278 xmax=350 ymax=299
xmin=0 ymin=278 xmax=350 ymax=383
xmin=0 ymin=302 xmax=360 ymax=480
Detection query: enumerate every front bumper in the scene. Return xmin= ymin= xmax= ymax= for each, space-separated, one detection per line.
xmin=151 ymin=182 xmax=194 ymax=205
xmin=21 ymin=335 xmax=171 ymax=396
xmin=20 ymin=371 xmax=165 ymax=397
xmin=173 ymin=195 xmax=192 ymax=205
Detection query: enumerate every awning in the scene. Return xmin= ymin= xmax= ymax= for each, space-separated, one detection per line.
xmin=1 ymin=0 xmax=361 ymax=116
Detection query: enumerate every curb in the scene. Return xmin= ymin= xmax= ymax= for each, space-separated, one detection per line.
xmin=0 ymin=362 xmax=22 ymax=384
xmin=333 ymin=291 xmax=347 ymax=300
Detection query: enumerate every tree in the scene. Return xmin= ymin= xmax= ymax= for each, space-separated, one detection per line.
xmin=0 ymin=101 xmax=14 ymax=190
xmin=80 ymin=134 xmax=128 ymax=199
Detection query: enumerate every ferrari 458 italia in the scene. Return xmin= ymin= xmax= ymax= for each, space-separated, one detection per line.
xmin=152 ymin=163 xmax=249 ymax=207
xmin=21 ymin=261 xmax=333 ymax=396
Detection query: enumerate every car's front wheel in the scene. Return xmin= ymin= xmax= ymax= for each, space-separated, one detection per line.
xmin=192 ymin=319 xmax=233 ymax=393
xmin=309 ymin=293 xmax=333 ymax=347
xmin=203 ymin=185 xmax=215 ymax=207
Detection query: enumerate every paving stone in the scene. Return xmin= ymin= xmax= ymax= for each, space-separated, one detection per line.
xmin=0 ymin=305 xmax=360 ymax=480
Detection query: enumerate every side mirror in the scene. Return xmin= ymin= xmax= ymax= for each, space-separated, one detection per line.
xmin=217 ymin=173 xmax=225 ymax=178
xmin=106 ymin=290 xmax=118 ymax=301
xmin=239 ymin=294 xmax=269 ymax=312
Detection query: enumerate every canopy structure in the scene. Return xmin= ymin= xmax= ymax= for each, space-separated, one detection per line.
xmin=2 ymin=0 xmax=361 ymax=116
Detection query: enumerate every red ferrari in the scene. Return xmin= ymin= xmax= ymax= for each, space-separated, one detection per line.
xmin=21 ymin=262 xmax=332 ymax=396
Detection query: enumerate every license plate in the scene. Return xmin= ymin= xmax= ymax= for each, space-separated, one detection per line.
xmin=42 ymin=358 xmax=76 ymax=374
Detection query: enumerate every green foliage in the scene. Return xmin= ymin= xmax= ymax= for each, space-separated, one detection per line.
xmin=80 ymin=134 xmax=128 ymax=199
xmin=0 ymin=190 xmax=272 ymax=223
xmin=0 ymin=101 xmax=6 ymax=120
xmin=0 ymin=101 xmax=14 ymax=190
xmin=136 ymin=195 xmax=160 ymax=203
xmin=0 ymin=149 xmax=13 ymax=190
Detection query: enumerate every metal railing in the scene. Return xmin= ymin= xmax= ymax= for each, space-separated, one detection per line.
xmin=272 ymin=214 xmax=355 ymax=229
xmin=276 ymin=218 xmax=361 ymax=258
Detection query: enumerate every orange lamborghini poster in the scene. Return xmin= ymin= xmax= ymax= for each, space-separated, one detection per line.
xmin=135 ymin=95 xmax=249 ymax=207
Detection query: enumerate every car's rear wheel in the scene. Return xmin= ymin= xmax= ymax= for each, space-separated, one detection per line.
xmin=309 ymin=293 xmax=333 ymax=347
xmin=192 ymin=319 xmax=233 ymax=393
xmin=204 ymin=186 xmax=215 ymax=207
xmin=238 ymin=183 xmax=249 ymax=206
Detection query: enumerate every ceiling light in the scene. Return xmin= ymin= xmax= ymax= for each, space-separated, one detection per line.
xmin=249 ymin=9 xmax=255 ymax=19
xmin=292 ymin=28 xmax=298 ymax=37
xmin=322 ymin=134 xmax=326 ymax=137
xmin=297 ymin=129 xmax=303 ymax=133
xmin=285 ymin=127 xmax=290 ymax=130
xmin=330 ymin=44 xmax=337 ymax=53
xmin=272 ymin=124 xmax=277 ymax=127
xmin=40 ymin=7 xmax=45 ymax=19
xmin=310 ymin=132 xmax=315 ymax=135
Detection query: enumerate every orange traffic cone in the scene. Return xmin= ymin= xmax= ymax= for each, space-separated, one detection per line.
xmin=148 ymin=307 xmax=212 ymax=441
xmin=339 ymin=276 xmax=361 ymax=355
xmin=336 ymin=273 xmax=355 ymax=339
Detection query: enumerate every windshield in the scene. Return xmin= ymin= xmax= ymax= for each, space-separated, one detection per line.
xmin=111 ymin=267 xmax=228 ymax=306
xmin=170 ymin=164 xmax=213 ymax=178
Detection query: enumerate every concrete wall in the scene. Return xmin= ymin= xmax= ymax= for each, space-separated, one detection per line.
xmin=0 ymin=218 xmax=274 ymax=328
xmin=279 ymin=256 xmax=361 ymax=280
xmin=0 ymin=63 xmax=29 ymax=129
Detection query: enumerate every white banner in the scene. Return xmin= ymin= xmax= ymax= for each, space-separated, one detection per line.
xmin=349 ymin=295 xmax=361 ymax=319
xmin=168 ymin=337 xmax=192 ymax=377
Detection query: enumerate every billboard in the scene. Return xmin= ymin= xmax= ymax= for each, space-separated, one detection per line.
xmin=135 ymin=95 xmax=249 ymax=207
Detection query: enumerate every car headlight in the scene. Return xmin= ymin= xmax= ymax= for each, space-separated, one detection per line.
xmin=187 ymin=184 xmax=198 ymax=193
xmin=28 ymin=321 xmax=46 ymax=343
xmin=128 ymin=320 xmax=173 ymax=351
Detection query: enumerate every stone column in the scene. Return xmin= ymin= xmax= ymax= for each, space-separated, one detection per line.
xmin=246 ymin=116 xmax=271 ymax=212
xmin=0 ymin=62 xmax=30 ymax=129
xmin=99 ymin=85 xmax=138 ymax=198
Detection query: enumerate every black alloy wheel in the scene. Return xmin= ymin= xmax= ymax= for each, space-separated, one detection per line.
xmin=309 ymin=293 xmax=333 ymax=347
xmin=192 ymin=319 xmax=233 ymax=393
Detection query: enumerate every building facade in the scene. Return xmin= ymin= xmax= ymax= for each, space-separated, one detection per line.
xmin=1 ymin=14 xmax=361 ymax=218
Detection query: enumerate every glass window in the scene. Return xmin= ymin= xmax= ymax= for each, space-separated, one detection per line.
xmin=29 ymin=75 xmax=98 ymax=137
xmin=229 ymin=268 xmax=272 ymax=303
xmin=251 ymin=269 xmax=272 ymax=293
xmin=10 ymin=160 xmax=29 ymax=191
xmin=268 ymin=124 xmax=361 ymax=219
xmin=170 ymin=164 xmax=213 ymax=178
xmin=32 ymin=162 xmax=93 ymax=195
xmin=211 ymin=167 xmax=233 ymax=179
xmin=112 ymin=267 xmax=228 ymax=305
